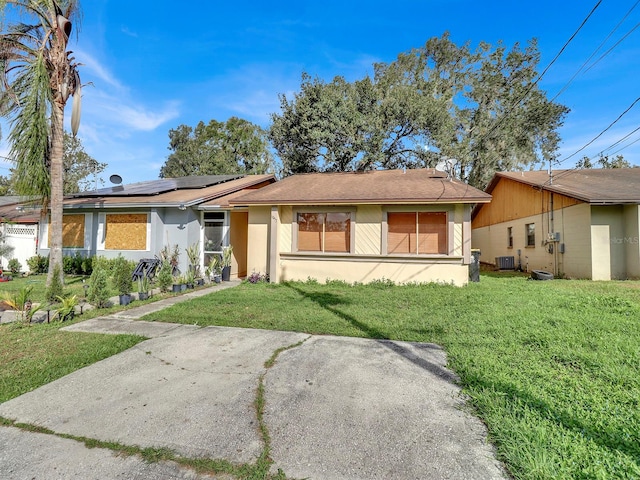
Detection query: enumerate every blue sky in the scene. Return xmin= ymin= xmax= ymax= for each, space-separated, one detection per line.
xmin=2 ymin=0 xmax=639 ymax=186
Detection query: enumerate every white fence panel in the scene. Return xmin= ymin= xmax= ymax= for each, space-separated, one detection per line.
xmin=2 ymin=224 xmax=38 ymax=273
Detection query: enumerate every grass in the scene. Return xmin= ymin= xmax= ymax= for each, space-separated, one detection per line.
xmin=0 ymin=320 xmax=143 ymax=403
xmin=142 ymin=277 xmax=640 ymax=479
xmin=0 ymin=274 xmax=116 ymax=304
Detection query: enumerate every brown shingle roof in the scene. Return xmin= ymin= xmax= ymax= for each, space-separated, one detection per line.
xmin=491 ymin=169 xmax=640 ymax=204
xmin=230 ymin=169 xmax=491 ymax=205
xmin=63 ymin=175 xmax=275 ymax=209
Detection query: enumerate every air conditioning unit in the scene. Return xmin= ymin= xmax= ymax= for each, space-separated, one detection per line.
xmin=495 ymin=256 xmax=515 ymax=270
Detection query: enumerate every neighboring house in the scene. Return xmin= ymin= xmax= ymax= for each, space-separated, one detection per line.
xmin=472 ymin=169 xmax=640 ymax=280
xmin=0 ymin=197 xmax=40 ymax=272
xmin=229 ymin=169 xmax=491 ymax=286
xmin=37 ymin=174 xmax=275 ymax=277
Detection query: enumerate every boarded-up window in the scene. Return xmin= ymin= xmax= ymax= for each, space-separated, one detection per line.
xmin=48 ymin=214 xmax=85 ymax=248
xmin=388 ymin=212 xmax=447 ymax=254
xmin=105 ymin=214 xmax=147 ymax=250
xmin=63 ymin=214 xmax=85 ymax=248
xmin=297 ymin=212 xmax=350 ymax=253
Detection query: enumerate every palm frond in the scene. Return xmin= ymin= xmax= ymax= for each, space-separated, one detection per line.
xmin=8 ymin=51 xmax=51 ymax=199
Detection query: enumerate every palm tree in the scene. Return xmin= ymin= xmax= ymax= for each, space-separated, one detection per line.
xmin=0 ymin=0 xmax=82 ymax=287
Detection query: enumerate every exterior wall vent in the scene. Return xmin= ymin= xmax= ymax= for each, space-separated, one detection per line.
xmin=495 ymin=256 xmax=515 ymax=270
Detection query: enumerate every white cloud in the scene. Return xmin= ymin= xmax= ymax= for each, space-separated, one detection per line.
xmin=101 ymin=100 xmax=180 ymax=132
xmin=120 ymin=26 xmax=138 ymax=38
xmin=75 ymin=49 xmax=125 ymax=91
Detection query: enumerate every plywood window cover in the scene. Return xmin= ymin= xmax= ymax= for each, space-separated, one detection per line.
xmin=47 ymin=214 xmax=85 ymax=248
xmin=105 ymin=213 xmax=148 ymax=250
xmin=388 ymin=212 xmax=447 ymax=255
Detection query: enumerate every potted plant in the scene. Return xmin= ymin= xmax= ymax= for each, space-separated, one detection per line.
xmin=185 ymin=242 xmax=202 ymax=284
xmin=185 ymin=268 xmax=195 ymax=289
xmin=172 ymin=274 xmax=186 ymax=293
xmin=138 ymin=273 xmax=151 ymax=300
xmin=112 ymin=255 xmax=134 ymax=305
xmin=55 ymin=295 xmax=78 ymax=322
xmin=221 ymin=245 xmax=233 ymax=281
xmin=205 ymin=255 xmax=222 ymax=283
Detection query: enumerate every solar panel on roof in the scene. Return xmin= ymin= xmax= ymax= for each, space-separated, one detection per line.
xmin=69 ymin=175 xmax=245 ymax=198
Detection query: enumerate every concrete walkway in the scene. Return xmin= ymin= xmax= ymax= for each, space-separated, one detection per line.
xmin=0 ymin=282 xmax=507 ymax=479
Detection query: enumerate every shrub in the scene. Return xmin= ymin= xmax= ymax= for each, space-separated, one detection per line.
xmin=8 ymin=258 xmax=21 ymax=275
xmin=156 ymin=261 xmax=173 ymax=293
xmin=81 ymin=256 xmax=93 ymax=275
xmin=62 ymin=255 xmax=74 ymax=274
xmin=26 ymin=254 xmax=48 ymax=274
xmin=62 ymin=252 xmax=88 ymax=275
xmin=88 ymin=267 xmax=110 ymax=308
xmin=45 ymin=264 xmax=64 ymax=302
xmin=111 ymin=255 xmax=133 ymax=296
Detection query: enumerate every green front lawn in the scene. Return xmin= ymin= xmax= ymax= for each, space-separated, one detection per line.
xmin=0 ymin=320 xmax=143 ymax=403
xmin=142 ymin=277 xmax=640 ymax=479
xmin=0 ymin=274 xmax=109 ymax=303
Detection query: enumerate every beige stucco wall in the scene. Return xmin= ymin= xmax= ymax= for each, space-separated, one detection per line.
xmin=245 ymin=203 xmax=471 ymax=285
xmin=591 ymin=206 xmax=626 ymax=280
xmin=623 ymin=205 xmax=640 ymax=278
xmin=471 ymin=203 xmax=593 ymax=278
xmin=246 ymin=206 xmax=271 ymax=275
xmin=556 ymin=203 xmax=592 ymax=278
xmin=355 ymin=205 xmax=382 ymax=255
xmin=278 ymin=255 xmax=468 ymax=286
xmin=472 ymin=202 xmax=640 ymax=280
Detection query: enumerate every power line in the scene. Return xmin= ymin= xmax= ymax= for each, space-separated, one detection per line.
xmin=584 ymin=22 xmax=640 ymax=73
xmin=560 ymin=96 xmax=640 ymax=163
xmin=552 ymin=0 xmax=640 ymax=101
xmin=611 ymin=133 xmax=640 ymax=156
xmin=600 ymin=125 xmax=640 ymax=154
xmin=480 ymin=0 xmax=603 ymax=142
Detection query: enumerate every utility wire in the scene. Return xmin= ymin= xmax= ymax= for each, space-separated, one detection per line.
xmin=552 ymin=0 xmax=640 ymax=101
xmin=600 ymin=125 xmax=640 ymax=154
xmin=548 ymin=97 xmax=640 ymax=184
xmin=479 ymin=0 xmax=602 ymax=143
xmin=560 ymin=97 xmax=640 ymax=163
xmin=611 ymin=134 xmax=640 ymax=155
xmin=584 ymin=22 xmax=640 ymax=73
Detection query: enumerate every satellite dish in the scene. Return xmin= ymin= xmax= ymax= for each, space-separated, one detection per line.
xmin=435 ymin=158 xmax=458 ymax=179
xmin=109 ymin=174 xmax=122 ymax=185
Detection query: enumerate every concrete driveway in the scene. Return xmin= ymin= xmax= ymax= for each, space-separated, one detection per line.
xmin=0 ymin=316 xmax=507 ymax=479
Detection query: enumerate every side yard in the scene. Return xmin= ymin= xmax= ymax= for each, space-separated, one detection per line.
xmin=143 ymin=277 xmax=640 ymax=479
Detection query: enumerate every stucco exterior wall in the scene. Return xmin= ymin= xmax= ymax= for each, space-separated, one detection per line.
xmin=591 ymin=206 xmax=626 ymax=280
xmin=244 ymin=203 xmax=471 ymax=286
xmin=555 ymin=203 xmax=592 ymax=278
xmin=471 ymin=203 xmax=595 ymax=278
xmin=247 ymin=206 xmax=271 ymax=275
xmin=623 ymin=205 xmax=640 ymax=278
xmin=355 ymin=205 xmax=382 ymax=255
xmin=278 ymin=255 xmax=468 ymax=286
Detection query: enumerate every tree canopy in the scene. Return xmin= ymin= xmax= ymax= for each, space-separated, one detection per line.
xmin=270 ymin=33 xmax=568 ymax=188
xmin=575 ymin=154 xmax=633 ymax=169
xmin=63 ymin=132 xmax=106 ymax=193
xmin=160 ymin=117 xmax=274 ymax=178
